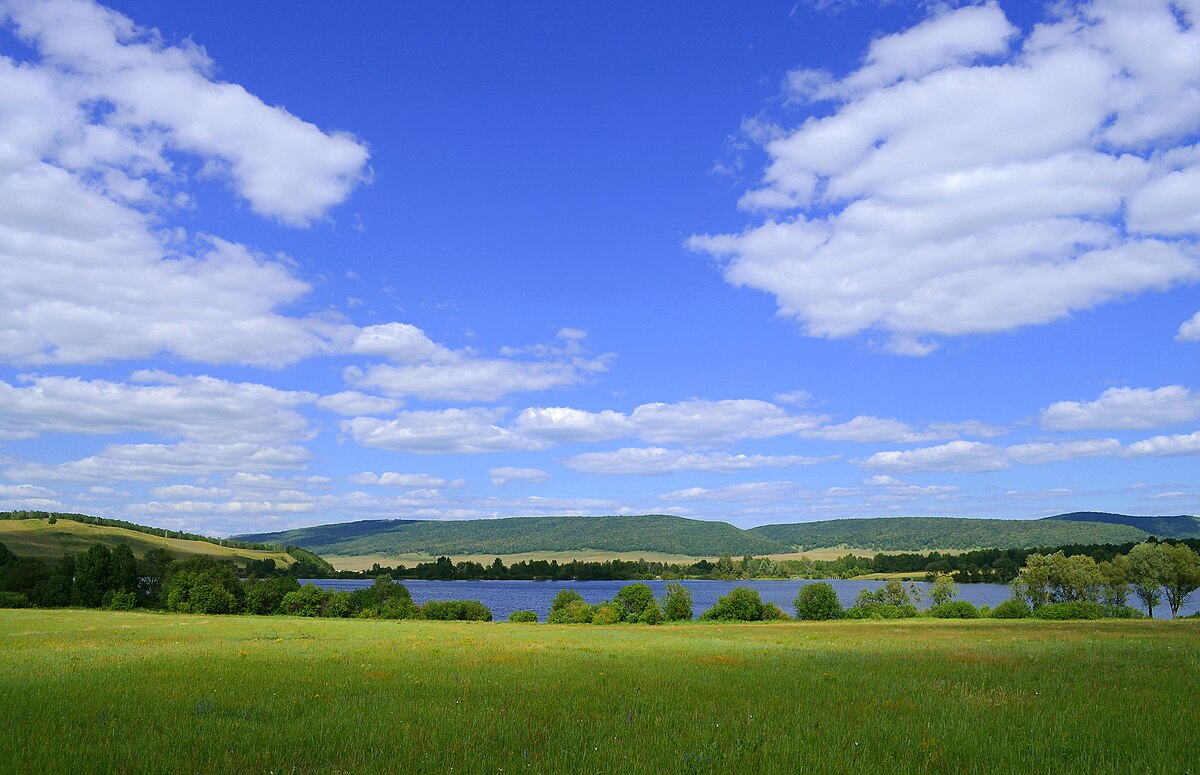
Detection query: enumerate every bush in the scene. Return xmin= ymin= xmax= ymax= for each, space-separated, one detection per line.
xmin=762 ymin=602 xmax=789 ymax=621
xmin=325 ymin=591 xmax=353 ymax=618
xmin=990 ymin=598 xmax=1031 ymax=619
xmin=547 ymin=599 xmax=594 ymax=624
xmin=700 ymin=587 xmax=765 ymax=621
xmin=508 ymin=610 xmax=538 ymax=623
xmin=843 ymin=604 xmax=919 ymax=620
xmin=614 ymin=583 xmax=655 ymax=621
xmin=661 ymin=582 xmax=693 ymax=622
xmin=105 ymin=589 xmax=137 ymax=611
xmin=794 ymin=582 xmax=843 ymax=621
xmin=591 ymin=602 xmax=623 ymax=625
xmin=1101 ymin=604 xmax=1143 ymax=619
xmin=928 ymin=600 xmax=980 ymax=619
xmin=279 ymin=584 xmax=329 ymax=617
xmin=1033 ymin=601 xmax=1106 ymax=620
xmin=0 ymin=591 xmax=29 ymax=608
xmin=638 ymin=599 xmax=663 ymax=625
xmin=420 ymin=600 xmax=493 ymax=621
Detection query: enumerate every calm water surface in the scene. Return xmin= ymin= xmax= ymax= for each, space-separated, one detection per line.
xmin=304 ymin=578 xmax=1199 ymax=620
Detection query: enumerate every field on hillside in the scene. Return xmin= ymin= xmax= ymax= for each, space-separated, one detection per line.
xmin=0 ymin=519 xmax=296 ymax=567
xmin=2 ymin=611 xmax=1196 ymax=774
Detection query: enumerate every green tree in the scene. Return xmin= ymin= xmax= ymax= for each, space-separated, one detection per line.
xmin=1127 ymin=542 xmax=1169 ymax=617
xmin=700 ymin=586 xmax=765 ymax=621
xmin=928 ymin=574 xmax=958 ymax=607
xmin=162 ymin=556 xmax=243 ymax=614
xmin=1160 ymin=543 xmax=1200 ymax=619
xmin=72 ymin=543 xmax=113 ymax=607
xmin=794 ymin=582 xmax=843 ymax=620
xmin=614 ymin=583 xmax=654 ymax=621
xmin=1097 ymin=556 xmax=1131 ymax=607
xmin=661 ymin=582 xmax=693 ymax=622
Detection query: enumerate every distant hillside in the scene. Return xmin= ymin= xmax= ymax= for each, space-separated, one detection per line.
xmin=0 ymin=515 xmax=298 ymax=567
xmin=750 ymin=517 xmax=1150 ymax=552
xmin=235 ymin=514 xmax=790 ymax=558
xmin=1041 ymin=512 xmax=1200 ymax=539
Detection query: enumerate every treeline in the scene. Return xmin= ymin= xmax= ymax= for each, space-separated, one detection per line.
xmin=0 ymin=511 xmax=280 ymax=553
xmin=0 ymin=541 xmax=492 ymax=621
xmin=334 ymin=552 xmax=876 ymax=582
xmin=869 ymin=537 xmax=1200 ymax=584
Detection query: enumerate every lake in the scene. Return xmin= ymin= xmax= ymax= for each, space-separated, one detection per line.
xmin=303 ymin=578 xmax=1199 ymax=620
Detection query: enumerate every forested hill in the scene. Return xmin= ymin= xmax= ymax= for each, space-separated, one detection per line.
xmin=748 ymin=517 xmax=1149 ymax=552
xmin=234 ymin=513 xmax=1162 ymax=557
xmin=234 ymin=514 xmax=789 ymax=557
xmin=1041 ymin=512 xmax=1200 ymax=538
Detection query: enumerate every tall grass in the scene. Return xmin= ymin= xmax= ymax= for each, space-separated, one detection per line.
xmin=1 ymin=610 xmax=1196 ymax=773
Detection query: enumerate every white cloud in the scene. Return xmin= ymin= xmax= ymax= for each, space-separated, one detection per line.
xmin=350 ymin=323 xmax=444 ymax=362
xmin=489 ymin=467 xmax=551 ymax=486
xmin=342 ymin=408 xmax=548 ymax=454
xmin=149 ymin=484 xmax=232 ymax=499
xmin=1178 ymin=311 xmax=1200 ymax=342
xmin=564 ymin=447 xmax=826 ymax=475
xmin=8 ymin=441 xmax=310 ymax=482
xmin=1007 ymin=438 xmax=1122 ymax=465
xmin=1126 ymin=431 xmax=1200 ymax=457
xmin=658 ymin=481 xmax=797 ymax=502
xmin=691 ymin=1 xmax=1200 ymax=353
xmin=0 ymin=372 xmax=314 ymax=443
xmin=1041 ymin=386 xmax=1200 ymax=430
xmin=316 ymin=391 xmax=401 ymax=416
xmin=861 ymin=441 xmax=1010 ymax=473
xmin=800 ymin=415 xmax=941 ymax=443
xmin=0 ymin=483 xmax=56 ymax=498
xmin=348 ymin=471 xmax=463 ymax=489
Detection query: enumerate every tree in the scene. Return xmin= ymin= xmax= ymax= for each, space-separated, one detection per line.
xmin=1127 ymin=542 xmax=1169 ymax=617
xmin=699 ymin=587 xmax=765 ymax=621
xmin=794 ymin=582 xmax=842 ymax=620
xmin=162 ymin=556 xmax=243 ymax=613
xmin=928 ymin=574 xmax=958 ymax=607
xmin=661 ymin=583 xmax=693 ymax=622
xmin=72 ymin=544 xmax=113 ymax=607
xmin=614 ymin=583 xmax=654 ymax=621
xmin=1160 ymin=543 xmax=1200 ymax=619
xmin=109 ymin=544 xmax=139 ymax=595
xmin=1097 ymin=556 xmax=1131 ymax=607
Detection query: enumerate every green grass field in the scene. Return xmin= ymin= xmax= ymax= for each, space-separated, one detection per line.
xmin=0 ymin=518 xmax=296 ymax=567
xmin=1 ymin=611 xmax=1196 ymax=774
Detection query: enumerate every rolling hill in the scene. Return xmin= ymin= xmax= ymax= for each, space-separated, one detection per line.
xmin=235 ymin=512 xmax=1166 ymax=558
xmin=1041 ymin=512 xmax=1200 ymax=539
xmin=235 ymin=514 xmax=789 ymax=558
xmin=749 ymin=516 xmax=1150 ymax=552
xmin=0 ymin=515 xmax=298 ymax=567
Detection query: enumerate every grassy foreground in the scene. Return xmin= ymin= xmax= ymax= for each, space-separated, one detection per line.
xmin=1 ymin=611 xmax=1197 ymax=774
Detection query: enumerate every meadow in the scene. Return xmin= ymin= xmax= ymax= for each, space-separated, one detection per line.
xmin=2 ymin=611 xmax=1197 ymax=773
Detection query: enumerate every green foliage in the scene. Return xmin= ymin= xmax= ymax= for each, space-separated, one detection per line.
xmin=279 ymin=584 xmax=330 ymax=617
xmin=420 ymin=600 xmax=492 ymax=621
xmin=843 ymin=604 xmax=919 ymax=620
xmin=928 ymin=601 xmax=980 ymax=619
xmin=613 ymin=583 xmax=654 ymax=621
xmin=547 ymin=599 xmax=595 ymax=624
xmin=104 ymin=589 xmax=137 ymax=611
xmin=590 ymin=602 xmax=622 ymax=625
xmin=990 ymin=598 xmax=1031 ymax=619
xmin=244 ymin=577 xmax=301 ymax=615
xmin=752 ymin=516 xmax=1149 ymax=552
xmin=794 ymin=582 xmax=843 ymax=621
xmin=699 ymin=587 xmax=766 ymax=621
xmin=928 ymin=574 xmax=958 ymax=606
xmin=162 ymin=556 xmax=243 ymax=614
xmin=72 ymin=543 xmax=112 ymax=607
xmin=507 ymin=610 xmax=538 ymax=623
xmin=0 ymin=590 xmax=29 ymax=608
xmin=1160 ymin=543 xmax=1200 ymax=618
xmin=761 ymin=602 xmax=789 ymax=621
xmin=1032 ymin=601 xmax=1107 ymax=620
xmin=1127 ymin=542 xmax=1169 ymax=617
xmin=1011 ymin=551 xmax=1104 ymax=610
xmin=1045 ymin=512 xmax=1200 ymax=539
xmin=661 ymin=582 xmax=693 ymax=622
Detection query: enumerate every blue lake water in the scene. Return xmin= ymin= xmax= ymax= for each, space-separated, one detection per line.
xmin=303 ymin=578 xmax=1198 ymax=620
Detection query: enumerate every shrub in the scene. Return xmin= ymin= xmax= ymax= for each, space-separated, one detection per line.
xmin=105 ymin=589 xmax=137 ymax=611
xmin=762 ymin=602 xmax=789 ymax=621
xmin=591 ymin=602 xmax=622 ymax=625
xmin=547 ymin=600 xmax=594 ymax=624
xmin=325 ymin=591 xmax=353 ymax=618
xmin=978 ymin=605 xmax=991 ymax=618
xmin=928 ymin=600 xmax=980 ymax=619
xmin=637 ymin=599 xmax=663 ymax=625
xmin=280 ymin=584 xmax=329 ymax=617
xmin=0 ymin=591 xmax=29 ymax=608
xmin=661 ymin=582 xmax=693 ymax=622
xmin=614 ymin=583 xmax=655 ymax=621
xmin=243 ymin=577 xmax=300 ymax=616
xmin=700 ymin=587 xmax=765 ymax=621
xmin=420 ymin=600 xmax=493 ymax=621
xmin=844 ymin=604 xmax=919 ymax=620
xmin=1033 ymin=601 xmax=1105 ymax=620
xmin=508 ymin=610 xmax=538 ymax=623
xmin=1101 ymin=604 xmax=1143 ymax=619
xmin=794 ymin=582 xmax=843 ymax=621
xmin=990 ymin=598 xmax=1031 ymax=619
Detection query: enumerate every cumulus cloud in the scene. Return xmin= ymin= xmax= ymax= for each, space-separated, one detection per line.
xmin=690 ymin=1 xmax=1200 ymax=353
xmin=1041 ymin=386 xmax=1200 ymax=430
xmin=564 ymin=447 xmax=826 ymax=475
xmin=0 ymin=0 xmax=368 ymax=367
xmin=342 ymin=408 xmax=548 ymax=454
xmin=316 ymin=391 xmax=402 ymax=417
xmin=489 ymin=467 xmax=551 ymax=486
xmin=1177 ymin=311 xmax=1200 ymax=342
xmin=1126 ymin=431 xmax=1200 ymax=457
xmin=8 ymin=441 xmax=311 ymax=482
xmin=348 ymin=471 xmax=464 ymax=489
xmin=0 ymin=372 xmax=314 ymax=443
xmin=861 ymin=434 xmax=1174 ymax=473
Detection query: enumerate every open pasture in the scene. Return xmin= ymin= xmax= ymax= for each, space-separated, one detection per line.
xmin=1 ymin=610 xmax=1196 ymax=774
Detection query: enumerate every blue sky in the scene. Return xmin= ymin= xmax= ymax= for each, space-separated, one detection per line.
xmin=0 ymin=0 xmax=1197 ymax=536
